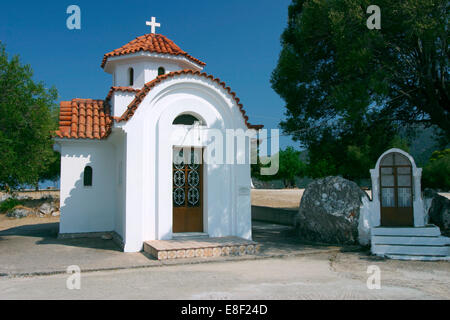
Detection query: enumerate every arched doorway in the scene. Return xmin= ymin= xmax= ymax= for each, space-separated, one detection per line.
xmin=379 ymin=152 xmax=414 ymax=226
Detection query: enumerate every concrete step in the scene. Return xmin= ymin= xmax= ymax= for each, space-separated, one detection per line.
xmin=372 ymin=235 xmax=450 ymax=246
xmin=385 ymin=254 xmax=450 ymax=261
xmin=172 ymin=232 xmax=209 ymax=240
xmin=371 ymin=225 xmax=441 ymax=237
xmin=372 ymin=244 xmax=450 ymax=256
xmin=144 ymin=236 xmax=260 ymax=260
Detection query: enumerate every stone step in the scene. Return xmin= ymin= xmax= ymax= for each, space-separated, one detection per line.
xmin=372 ymin=244 xmax=450 ymax=256
xmin=372 ymin=235 xmax=450 ymax=246
xmin=371 ymin=225 xmax=441 ymax=237
xmin=172 ymin=232 xmax=209 ymax=240
xmin=144 ymin=236 xmax=261 ymax=260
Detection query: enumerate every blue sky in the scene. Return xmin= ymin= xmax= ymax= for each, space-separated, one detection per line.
xmin=0 ymin=0 xmax=297 ymax=149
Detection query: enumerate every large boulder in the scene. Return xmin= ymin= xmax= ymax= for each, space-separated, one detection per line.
xmin=424 ymin=189 xmax=450 ymax=233
xmin=296 ymin=176 xmax=368 ymax=245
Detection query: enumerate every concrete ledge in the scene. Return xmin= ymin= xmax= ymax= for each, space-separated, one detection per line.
xmin=251 ymin=205 xmax=297 ymax=226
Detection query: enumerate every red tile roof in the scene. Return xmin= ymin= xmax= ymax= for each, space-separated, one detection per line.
xmin=55 ymin=71 xmax=262 ymax=140
xmin=55 ymin=99 xmax=112 ymax=140
xmin=101 ymin=34 xmax=206 ymax=69
xmin=116 ymin=69 xmax=263 ymax=130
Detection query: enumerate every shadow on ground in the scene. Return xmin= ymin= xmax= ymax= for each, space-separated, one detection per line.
xmin=252 ymin=221 xmax=362 ymax=256
xmin=0 ymin=222 xmax=121 ymax=252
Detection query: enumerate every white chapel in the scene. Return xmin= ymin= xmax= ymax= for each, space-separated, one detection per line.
xmin=54 ymin=19 xmax=262 ymax=252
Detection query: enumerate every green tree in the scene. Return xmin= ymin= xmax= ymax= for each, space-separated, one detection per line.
xmin=304 ymin=115 xmax=409 ymax=181
xmin=0 ymin=42 xmax=58 ymax=191
xmin=253 ymin=146 xmax=305 ymax=188
xmin=271 ymin=0 xmax=449 ymax=180
xmin=422 ymin=149 xmax=450 ymax=190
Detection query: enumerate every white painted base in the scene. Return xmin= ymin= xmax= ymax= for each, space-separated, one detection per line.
xmin=372 ymin=235 xmax=450 ymax=246
xmin=385 ymin=255 xmax=450 ymax=261
xmin=372 ymin=225 xmax=441 ymax=237
xmin=372 ymin=244 xmax=449 ymax=256
xmin=371 ymin=225 xmax=450 ymax=261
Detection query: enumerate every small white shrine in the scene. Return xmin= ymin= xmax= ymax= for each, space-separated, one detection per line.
xmin=360 ymin=148 xmax=450 ymax=260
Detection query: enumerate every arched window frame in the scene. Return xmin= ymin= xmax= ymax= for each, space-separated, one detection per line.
xmin=128 ymin=67 xmax=134 ymax=86
xmin=172 ymin=113 xmax=204 ymax=126
xmin=83 ymin=166 xmax=93 ymax=187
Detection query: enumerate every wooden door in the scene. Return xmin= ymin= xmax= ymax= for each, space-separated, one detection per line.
xmin=172 ymin=147 xmax=203 ymax=233
xmin=380 ymin=153 xmax=414 ymax=226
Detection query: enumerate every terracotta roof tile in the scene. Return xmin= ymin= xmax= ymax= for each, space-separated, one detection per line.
xmin=101 ymin=34 xmax=206 ymax=69
xmin=55 ymin=72 xmax=263 ymax=140
xmin=116 ymin=69 xmax=263 ymax=130
xmin=55 ymin=99 xmax=112 ymax=140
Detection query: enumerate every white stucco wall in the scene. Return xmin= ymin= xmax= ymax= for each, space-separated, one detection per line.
xmin=109 ymin=54 xmax=202 ymax=89
xmin=111 ymin=130 xmax=127 ymax=239
xmin=111 ymin=92 xmax=136 ymax=118
xmin=58 ymin=140 xmax=116 ymax=234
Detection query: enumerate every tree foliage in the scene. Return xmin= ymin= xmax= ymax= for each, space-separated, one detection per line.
xmin=422 ymin=149 xmax=450 ymax=190
xmin=0 ymin=42 xmax=59 ymax=190
xmin=252 ymin=146 xmax=306 ymax=188
xmin=272 ymin=0 xmax=449 ymax=180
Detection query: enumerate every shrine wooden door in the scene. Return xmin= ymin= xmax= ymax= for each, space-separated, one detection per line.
xmin=379 ymin=152 xmax=414 ymax=227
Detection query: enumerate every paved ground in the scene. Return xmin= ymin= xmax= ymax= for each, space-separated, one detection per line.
xmin=0 ymin=252 xmax=449 ymax=299
xmin=0 ymin=221 xmax=339 ymax=276
xmin=0 ymin=221 xmax=449 ymax=299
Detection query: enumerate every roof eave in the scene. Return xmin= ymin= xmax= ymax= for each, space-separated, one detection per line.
xmin=102 ymin=52 xmax=205 ymax=73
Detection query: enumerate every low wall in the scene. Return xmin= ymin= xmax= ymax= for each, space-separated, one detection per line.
xmin=0 ymin=190 xmax=60 ymax=201
xmin=251 ymin=205 xmax=297 ymax=226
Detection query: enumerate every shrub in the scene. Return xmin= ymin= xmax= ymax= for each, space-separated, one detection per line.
xmin=0 ymin=198 xmax=23 ymax=214
xmin=422 ymin=149 xmax=450 ymax=191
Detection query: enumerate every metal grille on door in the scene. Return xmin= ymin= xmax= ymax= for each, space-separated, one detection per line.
xmin=173 ymin=148 xmax=201 ymax=208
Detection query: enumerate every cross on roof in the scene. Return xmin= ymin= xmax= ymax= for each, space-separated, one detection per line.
xmin=146 ymin=16 xmax=161 ymax=34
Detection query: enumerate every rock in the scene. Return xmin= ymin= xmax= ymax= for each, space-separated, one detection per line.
xmin=101 ymin=234 xmax=113 ymax=240
xmin=16 ymin=194 xmax=31 ymax=201
xmin=38 ymin=201 xmax=58 ymax=216
xmin=424 ymin=189 xmax=450 ymax=233
xmin=0 ymin=193 xmax=12 ymax=202
xmin=6 ymin=206 xmax=34 ymax=218
xmin=296 ymin=176 xmax=368 ymax=245
xmin=38 ymin=202 xmax=53 ymax=215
